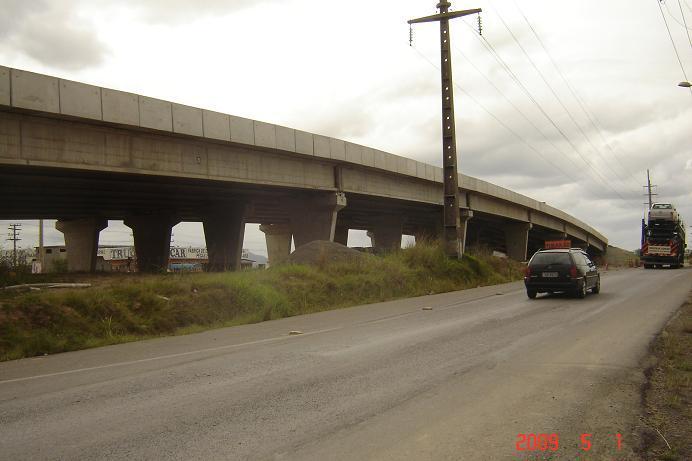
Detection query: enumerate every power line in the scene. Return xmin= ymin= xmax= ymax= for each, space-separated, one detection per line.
xmin=675 ymin=0 xmax=692 ymax=48
xmin=486 ymin=1 xmax=639 ymax=195
xmin=509 ymin=0 xmax=643 ymax=188
xmin=450 ymin=45 xmax=586 ymax=183
xmin=412 ymin=45 xmax=577 ymax=184
xmin=655 ymin=0 xmax=692 ymax=94
xmin=663 ymin=0 xmax=692 ymax=32
xmin=462 ymin=22 xmax=634 ymax=200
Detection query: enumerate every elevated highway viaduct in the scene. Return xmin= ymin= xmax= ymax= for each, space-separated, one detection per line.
xmin=0 ymin=67 xmax=607 ymax=272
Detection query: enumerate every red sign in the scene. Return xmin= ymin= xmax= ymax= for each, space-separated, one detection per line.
xmin=545 ymin=240 xmax=571 ymax=249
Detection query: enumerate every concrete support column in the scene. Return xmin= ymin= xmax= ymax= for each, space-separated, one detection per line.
xmin=290 ymin=192 xmax=347 ymax=248
xmin=55 ymin=217 xmax=107 ymax=272
xmin=459 ymin=209 xmax=473 ymax=255
xmin=334 ymin=225 xmax=349 ymax=246
xmin=124 ymin=214 xmax=179 ymax=273
xmin=203 ymin=204 xmax=246 ymax=272
xmin=369 ymin=215 xmax=404 ymax=251
xmin=259 ymin=223 xmax=292 ymax=267
xmin=505 ymin=222 xmax=532 ymax=261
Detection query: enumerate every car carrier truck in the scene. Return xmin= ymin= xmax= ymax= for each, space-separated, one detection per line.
xmin=641 ymin=203 xmax=686 ymax=269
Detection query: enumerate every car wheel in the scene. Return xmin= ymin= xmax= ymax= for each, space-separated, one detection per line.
xmin=591 ymin=276 xmax=600 ymax=294
xmin=527 ymin=289 xmax=537 ymax=299
xmin=576 ymin=278 xmax=587 ymax=299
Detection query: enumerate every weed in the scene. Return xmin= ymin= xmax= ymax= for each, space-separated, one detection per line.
xmin=0 ymin=241 xmax=524 ymax=360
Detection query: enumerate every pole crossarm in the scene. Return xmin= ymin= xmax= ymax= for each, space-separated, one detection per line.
xmin=407 ymin=8 xmax=481 ymax=25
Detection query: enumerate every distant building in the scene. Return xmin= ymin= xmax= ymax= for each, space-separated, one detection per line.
xmin=31 ymin=245 xmax=258 ymax=273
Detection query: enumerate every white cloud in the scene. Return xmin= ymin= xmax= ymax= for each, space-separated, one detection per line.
xmin=1 ymin=0 xmax=691 ymax=253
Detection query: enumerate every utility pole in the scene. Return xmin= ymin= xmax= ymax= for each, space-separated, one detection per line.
xmin=643 ymin=169 xmax=657 ymax=209
xmin=7 ymin=223 xmax=22 ymax=268
xmin=408 ymin=2 xmax=481 ymax=259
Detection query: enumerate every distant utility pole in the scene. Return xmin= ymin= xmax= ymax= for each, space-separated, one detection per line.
xmin=408 ymin=2 xmax=481 ymax=259
xmin=643 ymin=169 xmax=657 ymax=209
xmin=7 ymin=223 xmax=22 ymax=268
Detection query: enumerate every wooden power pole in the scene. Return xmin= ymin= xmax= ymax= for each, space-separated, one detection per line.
xmin=408 ymin=2 xmax=481 ymax=259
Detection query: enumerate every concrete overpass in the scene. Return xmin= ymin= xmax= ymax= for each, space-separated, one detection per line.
xmin=0 ymin=66 xmax=607 ymax=272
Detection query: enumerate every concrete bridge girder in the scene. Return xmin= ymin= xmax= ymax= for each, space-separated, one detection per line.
xmin=0 ymin=66 xmax=608 ymax=268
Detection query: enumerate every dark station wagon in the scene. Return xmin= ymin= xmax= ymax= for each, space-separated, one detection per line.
xmin=524 ymin=248 xmax=600 ymax=299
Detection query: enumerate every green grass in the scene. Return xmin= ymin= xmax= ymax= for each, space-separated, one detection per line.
xmin=0 ymin=242 xmax=525 ymax=361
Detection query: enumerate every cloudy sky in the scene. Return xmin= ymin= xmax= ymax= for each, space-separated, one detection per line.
xmin=1 ymin=0 xmax=691 ymax=255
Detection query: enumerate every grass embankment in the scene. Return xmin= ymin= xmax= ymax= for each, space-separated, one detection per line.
xmin=0 ymin=243 xmax=524 ymax=361
xmin=639 ymin=291 xmax=692 ymax=460
xmin=604 ymin=245 xmax=639 ymax=267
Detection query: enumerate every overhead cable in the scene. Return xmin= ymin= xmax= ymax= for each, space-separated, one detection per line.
xmin=656 ymin=0 xmax=692 ymax=94
xmin=510 ymin=0 xmax=643 ymax=187
xmin=487 ymin=1 xmax=639 ymax=194
xmin=462 ymin=23 xmax=634 ymax=200
xmin=411 ymin=46 xmax=628 ymax=199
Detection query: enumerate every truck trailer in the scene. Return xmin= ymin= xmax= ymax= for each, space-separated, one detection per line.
xmin=641 ymin=203 xmax=686 ymax=269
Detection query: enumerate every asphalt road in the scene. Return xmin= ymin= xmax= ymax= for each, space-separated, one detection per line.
xmin=1 ymin=267 xmax=690 ymax=460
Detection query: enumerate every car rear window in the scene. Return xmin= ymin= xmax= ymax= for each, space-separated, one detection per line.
xmin=530 ymin=252 xmax=571 ymax=265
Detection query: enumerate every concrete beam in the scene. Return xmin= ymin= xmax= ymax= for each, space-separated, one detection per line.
xmin=125 ymin=214 xmax=179 ymax=273
xmin=203 ymin=204 xmax=246 ymax=272
xmin=0 ymin=64 xmax=609 ymax=251
xmin=290 ymin=192 xmax=347 ymax=248
xmin=55 ymin=217 xmax=107 ymax=272
xmin=259 ymin=223 xmax=292 ymax=266
xmin=505 ymin=222 xmax=532 ymax=261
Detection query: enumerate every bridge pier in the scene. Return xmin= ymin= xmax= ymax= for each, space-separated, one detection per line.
xmin=290 ymin=192 xmax=347 ymax=248
xmin=203 ymin=204 xmax=246 ymax=272
xmin=125 ymin=214 xmax=179 ymax=273
xmin=55 ymin=217 xmax=107 ymax=272
xmin=369 ymin=215 xmax=404 ymax=251
xmin=505 ymin=222 xmax=532 ymax=261
xmin=259 ymin=223 xmax=292 ymax=267
xmin=334 ymin=224 xmax=349 ymax=246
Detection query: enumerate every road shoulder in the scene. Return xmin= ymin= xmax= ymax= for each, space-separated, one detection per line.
xmin=638 ymin=289 xmax=692 ymax=460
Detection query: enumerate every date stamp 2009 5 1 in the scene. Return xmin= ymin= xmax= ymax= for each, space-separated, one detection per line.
xmin=515 ymin=433 xmax=623 ymax=453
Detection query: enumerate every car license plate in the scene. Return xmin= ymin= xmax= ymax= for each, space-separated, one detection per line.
xmin=542 ymin=272 xmax=558 ymax=278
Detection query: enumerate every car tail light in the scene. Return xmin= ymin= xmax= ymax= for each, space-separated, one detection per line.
xmin=524 ymin=266 xmax=531 ymax=277
xmin=569 ymin=265 xmax=577 ymax=278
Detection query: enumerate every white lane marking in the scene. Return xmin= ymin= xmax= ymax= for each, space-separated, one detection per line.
xmin=0 ymin=327 xmax=340 ymax=385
